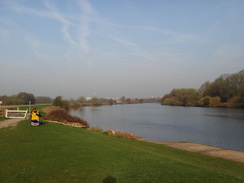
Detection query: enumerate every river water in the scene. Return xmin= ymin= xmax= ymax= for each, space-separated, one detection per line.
xmin=70 ymin=103 xmax=244 ymax=151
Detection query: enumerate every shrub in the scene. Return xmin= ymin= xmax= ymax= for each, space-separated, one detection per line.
xmin=44 ymin=108 xmax=89 ymax=127
xmin=210 ymin=96 xmax=221 ymax=107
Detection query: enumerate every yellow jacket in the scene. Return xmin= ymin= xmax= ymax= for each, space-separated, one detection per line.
xmin=31 ymin=110 xmax=40 ymax=121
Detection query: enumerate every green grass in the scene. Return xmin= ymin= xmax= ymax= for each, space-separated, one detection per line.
xmin=0 ymin=116 xmax=8 ymax=121
xmin=0 ymin=120 xmax=243 ymax=183
xmin=18 ymin=104 xmax=51 ymax=118
xmin=19 ymin=104 xmax=51 ymax=115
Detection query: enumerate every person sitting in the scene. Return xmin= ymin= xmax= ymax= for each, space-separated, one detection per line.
xmin=31 ymin=107 xmax=42 ymax=126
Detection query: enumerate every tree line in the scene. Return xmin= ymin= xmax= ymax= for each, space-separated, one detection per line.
xmin=0 ymin=92 xmax=161 ymax=108
xmin=162 ymin=69 xmax=244 ymax=108
xmin=0 ymin=92 xmax=53 ymax=105
xmin=52 ymin=96 xmax=161 ymax=110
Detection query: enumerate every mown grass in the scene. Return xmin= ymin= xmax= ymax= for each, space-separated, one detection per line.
xmin=0 ymin=120 xmax=243 ymax=183
xmin=19 ymin=104 xmax=51 ymax=116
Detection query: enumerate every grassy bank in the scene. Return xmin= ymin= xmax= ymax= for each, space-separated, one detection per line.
xmin=0 ymin=120 xmax=243 ymax=183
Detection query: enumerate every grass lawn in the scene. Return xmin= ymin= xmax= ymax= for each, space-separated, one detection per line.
xmin=19 ymin=104 xmax=51 ymax=116
xmin=0 ymin=120 xmax=243 ymax=183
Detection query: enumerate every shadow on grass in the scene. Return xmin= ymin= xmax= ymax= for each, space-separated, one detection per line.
xmin=103 ymin=175 xmax=116 ymax=183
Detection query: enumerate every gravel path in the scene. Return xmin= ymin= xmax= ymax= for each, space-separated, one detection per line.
xmin=0 ymin=118 xmax=23 ymax=128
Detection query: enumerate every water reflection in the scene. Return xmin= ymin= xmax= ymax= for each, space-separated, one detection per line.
xmin=70 ymin=104 xmax=244 ymax=151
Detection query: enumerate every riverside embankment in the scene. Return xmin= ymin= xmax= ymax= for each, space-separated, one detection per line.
xmin=0 ymin=119 xmax=243 ymax=183
xmin=1 ymin=118 xmax=243 ymax=163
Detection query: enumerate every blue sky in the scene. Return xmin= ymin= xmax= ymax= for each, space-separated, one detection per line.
xmin=0 ymin=0 xmax=243 ymax=99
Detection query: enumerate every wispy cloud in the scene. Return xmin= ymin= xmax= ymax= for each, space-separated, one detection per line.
xmin=3 ymin=0 xmax=94 ymax=54
xmin=1 ymin=0 xmax=200 ymax=68
xmin=133 ymin=26 xmax=198 ymax=43
xmin=75 ymin=0 xmax=95 ymax=53
xmin=43 ymin=0 xmax=76 ymax=46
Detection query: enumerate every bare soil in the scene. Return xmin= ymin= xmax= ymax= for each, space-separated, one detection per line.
xmin=0 ymin=118 xmax=22 ymax=128
xmin=152 ymin=141 xmax=244 ymax=163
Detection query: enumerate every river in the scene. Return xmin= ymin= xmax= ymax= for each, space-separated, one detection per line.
xmin=70 ymin=103 xmax=244 ymax=151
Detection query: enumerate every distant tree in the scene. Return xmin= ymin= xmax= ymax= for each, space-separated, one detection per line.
xmin=53 ymin=96 xmax=63 ymax=107
xmin=69 ymin=98 xmax=75 ymax=102
xmin=205 ymin=70 xmax=244 ymax=103
xmin=170 ymin=88 xmax=199 ymax=106
xmin=210 ymin=96 xmax=221 ymax=107
xmin=90 ymin=97 xmax=100 ymax=106
xmin=0 ymin=95 xmax=8 ymax=104
xmin=76 ymin=96 xmax=86 ymax=104
xmin=198 ymin=81 xmax=211 ymax=96
xmin=203 ymin=96 xmax=211 ymax=106
xmin=62 ymin=99 xmax=70 ymax=110
xmin=126 ymin=98 xmax=131 ymax=104
xmin=35 ymin=96 xmax=53 ymax=104
xmin=17 ymin=92 xmax=36 ymax=104
xmin=53 ymin=96 xmax=70 ymax=110
xmin=109 ymin=99 xmax=114 ymax=105
xmin=163 ymin=96 xmax=180 ymax=106
xmin=130 ymin=98 xmax=135 ymax=104
xmin=162 ymin=69 xmax=244 ymax=108
xmin=197 ymin=96 xmax=211 ymax=107
xmin=3 ymin=95 xmax=24 ymax=105
xmin=120 ymin=96 xmax=126 ymax=103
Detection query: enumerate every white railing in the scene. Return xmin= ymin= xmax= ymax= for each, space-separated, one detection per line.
xmin=5 ymin=109 xmax=28 ymax=119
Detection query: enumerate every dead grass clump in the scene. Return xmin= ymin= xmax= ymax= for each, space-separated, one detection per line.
xmin=113 ymin=130 xmax=146 ymax=141
xmin=42 ymin=106 xmax=61 ymax=114
xmin=44 ymin=108 xmax=89 ymax=128
xmin=88 ymin=127 xmax=147 ymax=141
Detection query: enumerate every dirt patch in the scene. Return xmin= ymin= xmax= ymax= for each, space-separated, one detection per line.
xmin=152 ymin=141 xmax=244 ymax=163
xmin=0 ymin=118 xmax=22 ymax=129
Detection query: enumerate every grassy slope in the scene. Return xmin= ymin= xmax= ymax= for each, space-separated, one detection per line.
xmin=0 ymin=120 xmax=243 ymax=183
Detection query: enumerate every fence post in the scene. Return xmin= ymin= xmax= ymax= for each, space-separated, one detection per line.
xmin=5 ymin=109 xmax=8 ymax=118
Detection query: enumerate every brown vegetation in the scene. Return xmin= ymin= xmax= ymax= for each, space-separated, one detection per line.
xmin=43 ymin=106 xmax=145 ymax=140
xmin=89 ymin=127 xmax=147 ymax=141
xmin=43 ymin=106 xmax=89 ymax=128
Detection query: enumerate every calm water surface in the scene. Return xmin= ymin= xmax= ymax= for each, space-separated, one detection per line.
xmin=70 ymin=103 xmax=244 ymax=151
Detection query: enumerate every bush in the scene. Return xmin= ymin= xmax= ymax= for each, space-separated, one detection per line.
xmin=210 ymin=96 xmax=221 ymax=107
xmin=53 ymin=96 xmax=70 ymax=110
xmin=44 ymin=108 xmax=89 ymax=127
xmin=227 ymin=96 xmax=242 ymax=108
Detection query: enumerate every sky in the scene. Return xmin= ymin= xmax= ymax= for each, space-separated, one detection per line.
xmin=0 ymin=0 xmax=244 ymax=99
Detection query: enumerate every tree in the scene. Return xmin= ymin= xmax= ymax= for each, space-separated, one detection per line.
xmin=120 ymin=96 xmax=126 ymax=103
xmin=53 ymin=96 xmax=63 ymax=107
xmin=35 ymin=96 xmax=53 ymax=104
xmin=2 ymin=95 xmax=24 ymax=105
xmin=53 ymin=96 xmax=70 ymax=110
xmin=170 ymin=88 xmax=199 ymax=106
xmin=210 ymin=96 xmax=221 ymax=107
xmin=90 ymin=97 xmax=100 ymax=106
xmin=205 ymin=70 xmax=244 ymax=103
xmin=17 ymin=92 xmax=36 ymax=104
xmin=203 ymin=96 xmax=210 ymax=106
xmin=76 ymin=96 xmax=86 ymax=104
